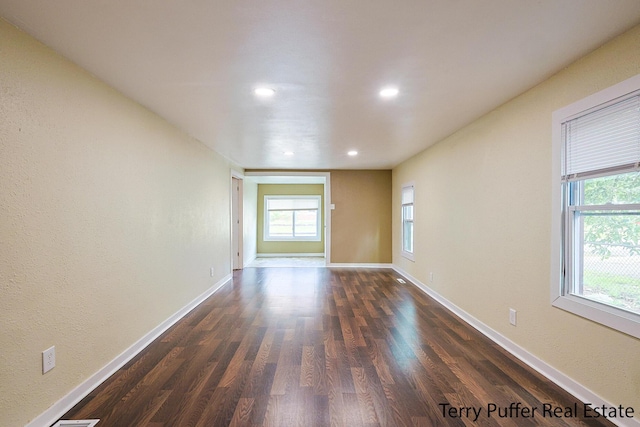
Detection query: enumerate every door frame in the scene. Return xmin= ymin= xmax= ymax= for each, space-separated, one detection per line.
xmin=230 ymin=170 xmax=244 ymax=270
xmin=243 ymin=171 xmax=331 ymax=264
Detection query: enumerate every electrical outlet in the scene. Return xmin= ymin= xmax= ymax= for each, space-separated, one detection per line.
xmin=210 ymin=267 xmax=215 ymax=277
xmin=509 ymin=308 xmax=517 ymax=326
xmin=42 ymin=346 xmax=55 ymax=374
xmin=429 ymin=272 xmax=434 ymax=283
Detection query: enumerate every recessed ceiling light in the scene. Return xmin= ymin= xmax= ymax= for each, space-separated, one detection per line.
xmin=254 ymin=87 xmax=275 ymax=97
xmin=379 ymin=86 xmax=399 ymax=98
xmin=284 ymin=151 xmax=294 ymax=156
xmin=348 ymin=150 xmax=358 ymax=156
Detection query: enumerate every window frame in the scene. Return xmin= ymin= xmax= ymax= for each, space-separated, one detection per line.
xmin=551 ymin=73 xmax=640 ymax=339
xmin=263 ymin=195 xmax=322 ymax=242
xmin=401 ymin=183 xmax=415 ymax=261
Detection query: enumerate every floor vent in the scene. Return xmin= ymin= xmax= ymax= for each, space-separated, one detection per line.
xmin=397 ymin=278 xmax=406 ymax=284
xmin=52 ymin=421 xmax=100 ymax=427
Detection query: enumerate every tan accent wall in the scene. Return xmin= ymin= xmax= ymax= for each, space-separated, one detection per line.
xmin=257 ymin=184 xmax=324 ymax=254
xmin=330 ymin=170 xmax=392 ymax=263
xmin=393 ymin=24 xmax=640 ymax=414
xmin=0 ymin=19 xmax=232 ymax=426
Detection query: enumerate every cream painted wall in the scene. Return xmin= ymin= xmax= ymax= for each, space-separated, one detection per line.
xmin=243 ymin=178 xmax=258 ymax=265
xmin=0 ymin=19 xmax=232 ymax=426
xmin=257 ymin=184 xmax=325 ymax=254
xmin=393 ymin=24 xmax=640 ymax=415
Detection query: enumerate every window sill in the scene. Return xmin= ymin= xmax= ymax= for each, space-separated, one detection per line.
xmin=401 ymin=251 xmax=415 ymax=262
xmin=264 ymin=237 xmax=322 ymax=242
xmin=552 ymin=294 xmax=640 ymax=340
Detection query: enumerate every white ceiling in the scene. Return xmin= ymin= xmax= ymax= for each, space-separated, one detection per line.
xmin=2 ymin=1 xmax=640 ymax=170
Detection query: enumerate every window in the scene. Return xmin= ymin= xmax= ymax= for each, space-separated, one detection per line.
xmin=552 ymin=74 xmax=640 ymax=338
xmin=402 ymin=185 xmax=415 ymax=260
xmin=264 ymin=195 xmax=321 ymax=241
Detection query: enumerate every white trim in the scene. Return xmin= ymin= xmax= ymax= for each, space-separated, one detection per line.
xmin=231 ymin=174 xmax=244 ymax=270
xmin=551 ymin=73 xmax=640 ymax=340
xmin=400 ymin=251 xmax=415 ymax=262
xmin=244 ymin=170 xmax=328 ymax=181
xmin=327 ymin=263 xmax=393 ymax=268
xmin=570 ymin=203 xmax=640 ymax=212
xmin=244 ymin=171 xmax=331 ymax=263
xmin=553 ymin=74 xmax=640 ymax=123
xmin=263 ymin=195 xmax=322 ymax=242
xmin=257 ymin=253 xmax=325 ymax=258
xmin=400 ymin=182 xmax=415 ymax=261
xmin=231 ymin=169 xmax=244 ymax=179
xmin=552 ymin=294 xmax=640 ymax=339
xmin=26 ymin=274 xmax=232 ymax=427
xmin=230 ymin=169 xmax=244 ymax=271
xmin=52 ymin=421 xmax=100 ymax=427
xmin=393 ymin=265 xmax=640 ymax=427
xmin=324 ymin=172 xmax=332 ymax=264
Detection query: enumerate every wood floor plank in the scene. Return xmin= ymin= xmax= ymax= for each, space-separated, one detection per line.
xmin=58 ymin=268 xmax=617 ymax=427
xmin=229 ymin=397 xmax=254 ymax=427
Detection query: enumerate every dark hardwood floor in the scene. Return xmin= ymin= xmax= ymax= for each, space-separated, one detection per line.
xmin=59 ymin=268 xmax=614 ymax=426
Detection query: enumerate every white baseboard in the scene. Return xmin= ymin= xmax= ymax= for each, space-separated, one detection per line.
xmin=392 ymin=266 xmax=639 ymax=427
xmin=256 ymin=253 xmax=325 ymax=258
xmin=243 ymin=255 xmax=257 ymax=266
xmin=327 ymin=263 xmax=393 ymax=268
xmin=27 ymin=274 xmax=232 ymax=427
xmin=30 ymin=267 xmax=638 ymax=427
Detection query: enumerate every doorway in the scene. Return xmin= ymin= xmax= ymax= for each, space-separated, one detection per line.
xmin=244 ymin=172 xmax=331 ymax=267
xmin=231 ymin=174 xmax=243 ymax=270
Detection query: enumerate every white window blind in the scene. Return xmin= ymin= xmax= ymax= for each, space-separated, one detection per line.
xmin=563 ymin=92 xmax=640 ymax=180
xmin=267 ymin=198 xmax=319 ymax=211
xmin=402 ymin=186 xmax=414 ymax=205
